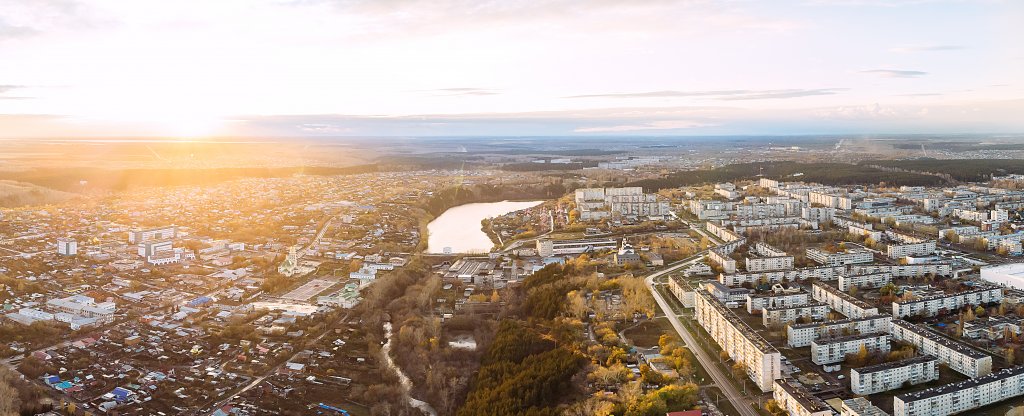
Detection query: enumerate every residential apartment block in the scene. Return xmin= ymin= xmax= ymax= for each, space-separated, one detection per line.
xmin=838 ymin=271 xmax=892 ymax=291
xmin=694 ymin=289 xmax=781 ymax=392
xmin=850 ymin=355 xmax=939 ymax=395
xmin=890 ymin=319 xmax=992 ymax=378
xmin=746 ymin=290 xmax=809 ymax=314
xmin=811 ymin=333 xmax=890 ymax=365
xmin=886 ymin=241 xmax=937 ymax=259
xmin=807 ymin=247 xmax=874 ymax=267
xmin=812 ymin=282 xmax=879 ymax=319
xmin=773 ymin=378 xmax=832 ymax=416
xmin=787 ymin=315 xmax=892 ymax=348
xmin=894 ymin=366 xmax=1024 ymax=416
xmin=841 ymin=397 xmax=889 ymax=416
xmin=763 ymin=302 xmax=829 ymax=328
xmin=892 ymin=285 xmax=1003 ymax=318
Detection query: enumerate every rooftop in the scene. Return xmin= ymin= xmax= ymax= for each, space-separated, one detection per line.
xmin=896 ymin=365 xmax=1024 ymax=402
xmin=852 ymin=355 xmax=937 ymax=375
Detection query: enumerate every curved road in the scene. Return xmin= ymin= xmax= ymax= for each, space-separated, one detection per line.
xmin=643 ymin=254 xmax=761 ymax=416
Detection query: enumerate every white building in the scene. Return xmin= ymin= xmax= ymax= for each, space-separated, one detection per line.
xmin=57 ymin=238 xmax=77 ymax=256
xmin=773 ymin=378 xmax=832 ymax=416
xmin=892 ymin=285 xmax=1003 ymax=318
xmin=811 ymin=333 xmax=890 ymax=365
xmin=746 ymin=291 xmax=809 ymax=314
xmin=787 ymin=314 xmax=892 ymax=348
xmin=893 ymin=366 xmax=1024 ymax=416
xmin=890 ymin=319 xmax=992 ymax=378
xmin=535 ymin=238 xmax=618 ymax=257
xmin=847 ymin=263 xmax=953 ymax=278
xmin=128 ymin=225 xmax=177 ymax=244
xmin=981 ymin=263 xmax=1024 ymax=290
xmin=841 ymin=397 xmax=889 ymax=416
xmin=720 ymin=265 xmax=846 ymax=287
xmin=763 ymin=303 xmax=829 ymax=328
xmin=807 ymin=247 xmax=874 ymax=267
xmin=746 ymin=255 xmax=794 ymax=273
xmin=886 ymin=241 xmax=936 ymax=260
xmin=812 ymin=281 xmax=879 ymax=318
xmin=694 ymin=289 xmax=781 ymax=392
xmin=850 ymin=355 xmax=939 ymax=395
xmin=801 ymin=207 xmax=835 ymax=223
xmin=838 ymin=272 xmax=892 ymax=291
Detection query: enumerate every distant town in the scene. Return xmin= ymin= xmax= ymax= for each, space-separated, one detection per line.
xmin=6 ymin=136 xmax=1024 ymax=416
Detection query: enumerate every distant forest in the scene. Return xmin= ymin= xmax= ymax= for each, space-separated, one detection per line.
xmin=502 ymin=161 xmax=600 ymax=172
xmin=860 ymin=159 xmax=1024 ymax=182
xmin=0 ymin=165 xmax=379 ymax=192
xmin=629 ymin=161 xmax=945 ymax=191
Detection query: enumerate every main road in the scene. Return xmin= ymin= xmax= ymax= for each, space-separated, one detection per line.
xmin=643 ymin=253 xmax=761 ymax=416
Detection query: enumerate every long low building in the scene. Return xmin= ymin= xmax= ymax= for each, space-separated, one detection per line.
xmin=773 ymin=378 xmax=832 ymax=416
xmin=807 ymin=247 xmax=874 ymax=266
xmin=787 ymin=314 xmax=892 ymax=348
xmin=841 ymin=397 xmax=889 ymax=416
xmin=838 ymin=271 xmax=892 ymax=291
xmin=812 ymin=281 xmax=879 ymax=318
xmin=894 ymin=366 xmax=1024 ymax=416
xmin=694 ymin=288 xmax=781 ymax=392
xmin=720 ymin=265 xmax=846 ymax=287
xmin=747 ymin=290 xmax=809 ymax=314
xmin=892 ymin=285 xmax=1003 ymax=318
xmin=847 ymin=263 xmax=952 ymax=278
xmin=763 ymin=302 xmax=830 ymax=328
xmin=850 ymin=355 xmax=939 ymax=395
xmin=535 ymin=238 xmax=618 ymax=257
xmin=890 ymin=319 xmax=992 ymax=378
xmin=811 ymin=333 xmax=890 ymax=365
xmin=886 ymin=240 xmax=936 ymax=259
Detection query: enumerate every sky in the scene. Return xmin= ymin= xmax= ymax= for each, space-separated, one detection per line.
xmin=0 ymin=0 xmax=1022 ymax=138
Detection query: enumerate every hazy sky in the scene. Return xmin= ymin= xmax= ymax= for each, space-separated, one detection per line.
xmin=1 ymin=0 xmax=1022 ymax=138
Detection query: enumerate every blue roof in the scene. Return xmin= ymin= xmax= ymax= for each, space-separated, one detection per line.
xmin=45 ymin=375 xmax=61 ymax=384
xmin=112 ymin=387 xmax=132 ymax=400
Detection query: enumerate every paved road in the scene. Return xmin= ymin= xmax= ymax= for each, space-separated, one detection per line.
xmin=643 ymin=255 xmax=761 ymax=416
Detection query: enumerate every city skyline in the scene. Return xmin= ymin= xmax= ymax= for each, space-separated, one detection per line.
xmin=1 ymin=0 xmax=1022 ymax=138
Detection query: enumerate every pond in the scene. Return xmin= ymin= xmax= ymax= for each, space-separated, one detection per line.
xmin=426 ymin=200 xmax=544 ymax=254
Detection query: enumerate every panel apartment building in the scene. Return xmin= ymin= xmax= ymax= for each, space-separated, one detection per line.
xmin=894 ymin=366 xmax=1024 ymax=416
xmin=787 ymin=314 xmax=892 ymax=348
xmin=694 ymin=289 xmax=781 ymax=392
xmin=811 ymin=333 xmax=890 ymax=365
xmin=838 ymin=271 xmax=892 ymax=291
xmin=850 ymin=355 xmax=939 ymax=395
xmin=892 ymin=285 xmax=1003 ymax=318
xmin=806 ymin=247 xmax=874 ymax=267
xmin=890 ymin=319 xmax=992 ymax=378
xmin=773 ymin=378 xmax=832 ymax=416
xmin=812 ymin=281 xmax=879 ymax=319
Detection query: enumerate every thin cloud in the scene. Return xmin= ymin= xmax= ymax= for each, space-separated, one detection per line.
xmin=0 ymin=84 xmax=31 ymax=99
xmin=566 ymin=88 xmax=845 ymax=100
xmin=419 ymin=87 xmax=500 ymax=97
xmin=860 ymin=69 xmax=927 ymax=78
xmin=574 ymin=120 xmax=715 ymax=133
xmin=890 ymin=45 xmax=965 ymax=53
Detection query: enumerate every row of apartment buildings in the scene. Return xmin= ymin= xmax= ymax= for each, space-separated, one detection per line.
xmin=693 ymin=288 xmax=781 ymax=392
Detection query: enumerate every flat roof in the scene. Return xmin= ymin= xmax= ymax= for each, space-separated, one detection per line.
xmin=852 ymin=355 xmax=937 ymax=375
xmin=896 ymin=366 xmax=1024 ymax=402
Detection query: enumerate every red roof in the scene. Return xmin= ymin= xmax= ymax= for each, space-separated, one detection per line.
xmin=666 ymin=411 xmax=702 ymax=416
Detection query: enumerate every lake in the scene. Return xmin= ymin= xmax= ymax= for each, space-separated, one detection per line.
xmin=426 ymin=200 xmax=544 ymax=254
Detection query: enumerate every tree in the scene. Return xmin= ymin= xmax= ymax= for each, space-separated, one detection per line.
xmin=764 ymin=399 xmax=787 ymax=416
xmin=719 ymin=351 xmax=730 ymax=363
xmin=731 ymin=362 xmax=747 ymax=382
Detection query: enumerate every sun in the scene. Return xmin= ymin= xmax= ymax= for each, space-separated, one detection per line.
xmin=149 ymin=113 xmax=224 ymax=139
